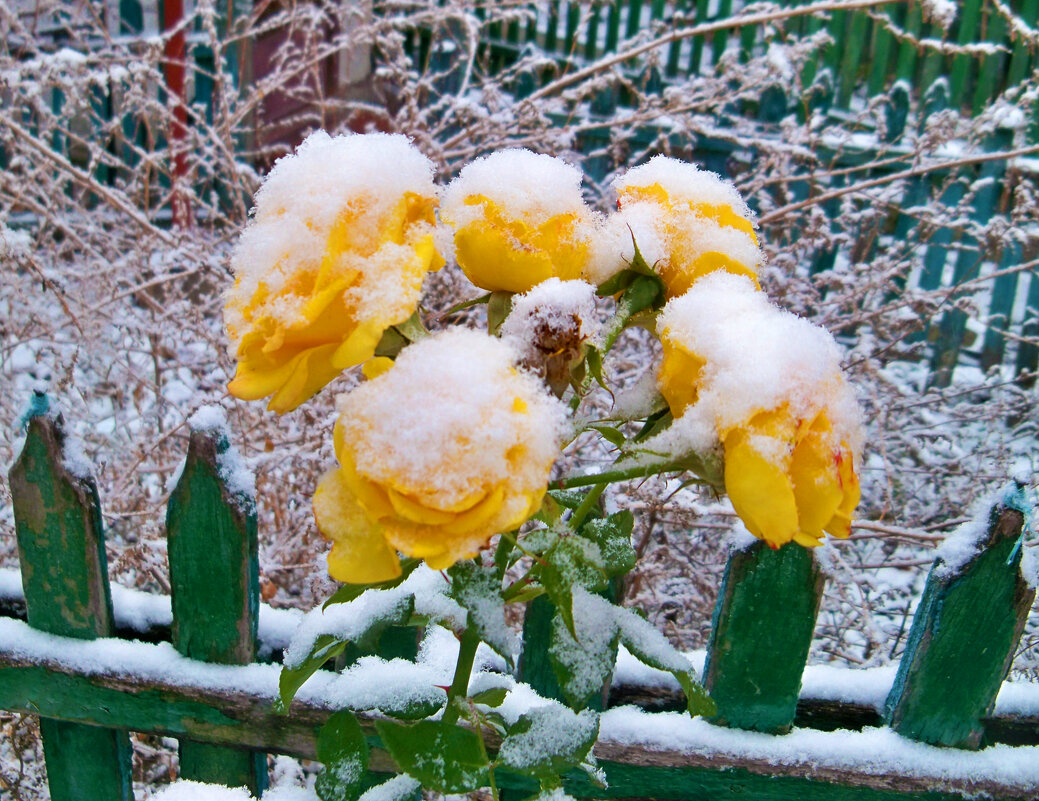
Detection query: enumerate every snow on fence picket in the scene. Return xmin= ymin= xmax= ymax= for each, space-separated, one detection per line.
xmin=1 ymin=399 xmax=1037 ymax=800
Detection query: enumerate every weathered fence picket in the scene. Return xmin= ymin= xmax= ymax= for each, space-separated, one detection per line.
xmin=885 ymin=498 xmax=1035 ymax=748
xmin=167 ymin=421 xmax=267 ymax=793
xmin=702 ymin=541 xmax=824 ymax=733
xmin=8 ymin=413 xmax=134 ymax=801
xmin=2 ymin=398 xmax=1036 ymax=800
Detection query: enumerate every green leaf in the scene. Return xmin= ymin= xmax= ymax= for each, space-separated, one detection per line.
xmin=352 ymin=595 xmax=416 ymax=654
xmin=470 ymin=687 xmax=509 ymax=707
xmin=613 ymin=604 xmax=715 ymax=717
xmin=448 ymin=561 xmax=516 ymax=666
xmin=539 ymin=558 xmax=575 ymax=638
xmin=315 ymin=710 xmax=369 ymax=801
xmin=487 ymin=291 xmax=513 ymax=336
xmin=548 ymin=590 xmax=619 ymax=709
xmin=356 ymin=775 xmax=420 ymax=801
xmin=532 ymin=495 xmax=563 ymax=525
xmin=277 ymin=634 xmax=348 ymax=712
xmin=581 ymin=511 xmax=637 ymax=579
xmin=323 ymin=559 xmax=421 ymax=609
xmin=497 ymin=704 xmax=599 ymax=777
xmin=374 ymin=691 xmax=448 ymax=721
xmin=546 ymin=489 xmax=588 ymax=510
xmin=587 ymin=423 xmax=625 ymax=449
xmin=394 ymin=309 xmax=430 ymax=343
xmin=545 ymin=536 xmax=609 ymax=594
xmin=675 ymin=669 xmax=717 ymax=718
xmin=632 ymin=409 xmax=672 ymax=444
xmin=521 ymin=526 xmax=559 ymax=555
xmin=375 ymin=719 xmax=490 ymax=793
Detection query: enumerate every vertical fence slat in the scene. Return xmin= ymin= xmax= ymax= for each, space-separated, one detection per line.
xmin=867 ymin=6 xmax=896 ymax=97
xmin=948 ymin=0 xmax=983 ymax=110
xmin=166 ymin=418 xmax=266 ymax=795
xmin=835 ymin=10 xmax=869 ymax=108
xmin=1013 ymin=250 xmax=1039 ymax=387
xmin=703 ymin=541 xmax=824 ymax=733
xmin=894 ymin=0 xmax=923 ymax=81
xmin=8 ymin=410 xmax=134 ymax=801
xmin=972 ymin=1 xmax=1007 ymax=115
xmin=884 ymin=489 xmax=1034 ymax=748
xmin=929 ymin=127 xmax=1011 ymax=388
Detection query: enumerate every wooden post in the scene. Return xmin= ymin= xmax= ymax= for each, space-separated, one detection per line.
xmin=885 ymin=488 xmax=1035 ymax=748
xmin=8 ymin=409 xmax=134 ymax=801
xmin=166 ymin=413 xmax=266 ymax=794
xmin=703 ymin=541 xmax=825 ymax=733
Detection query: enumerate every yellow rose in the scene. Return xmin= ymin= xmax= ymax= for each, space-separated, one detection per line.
xmin=655 ymin=273 xmax=862 ymax=549
xmin=441 ymin=149 xmax=599 ymax=293
xmin=612 ymin=156 xmax=761 ymax=297
xmin=313 ymin=329 xmax=567 ymax=584
xmin=224 ymin=132 xmax=443 ymax=414
xmin=722 ymin=407 xmax=860 ymax=548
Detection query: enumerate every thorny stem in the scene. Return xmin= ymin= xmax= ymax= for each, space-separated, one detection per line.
xmin=441 ymin=626 xmax=480 ymax=725
xmin=557 ymin=459 xmax=686 ymax=489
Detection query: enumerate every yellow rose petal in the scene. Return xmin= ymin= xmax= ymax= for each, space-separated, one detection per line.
xmin=723 ymin=426 xmax=799 ymax=548
xmin=314 ymin=469 xmax=401 ymax=584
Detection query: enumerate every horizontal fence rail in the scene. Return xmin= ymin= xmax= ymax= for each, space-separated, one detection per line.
xmin=1 ymin=399 xmax=1037 ymax=800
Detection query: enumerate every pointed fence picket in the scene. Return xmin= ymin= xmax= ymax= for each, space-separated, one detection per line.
xmin=0 ymin=397 xmax=1036 ymax=800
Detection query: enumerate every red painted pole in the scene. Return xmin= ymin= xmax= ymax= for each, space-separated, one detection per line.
xmin=162 ymin=0 xmax=192 ymax=229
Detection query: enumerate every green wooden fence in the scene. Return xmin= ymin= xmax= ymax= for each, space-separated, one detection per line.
xmin=0 ymin=398 xmax=1036 ymax=799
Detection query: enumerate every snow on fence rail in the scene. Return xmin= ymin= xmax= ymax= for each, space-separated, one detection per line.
xmin=2 ymin=400 xmax=1037 ymax=800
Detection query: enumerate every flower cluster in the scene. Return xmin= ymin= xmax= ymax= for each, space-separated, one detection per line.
xmin=224 ymin=132 xmax=863 ymax=580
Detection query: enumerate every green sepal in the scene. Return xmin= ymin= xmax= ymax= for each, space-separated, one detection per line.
xmin=580 ymin=511 xmax=637 ymax=579
xmin=584 ymin=346 xmax=610 ymax=395
xmin=394 ymin=308 xmax=430 ymax=343
xmin=323 ymin=559 xmax=421 ymax=609
xmin=488 ymin=291 xmax=514 ymax=335
xmin=375 ymin=719 xmax=490 ymax=793
xmin=277 ymin=634 xmax=348 ymax=713
xmin=632 ymin=408 xmax=671 ymax=443
xmin=532 ymin=494 xmax=563 ymax=525
xmin=442 ymin=292 xmax=492 ymax=317
xmin=315 ymin=710 xmax=369 ymax=801
xmin=374 ymin=326 xmax=409 ymax=359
